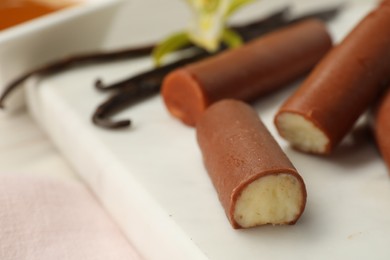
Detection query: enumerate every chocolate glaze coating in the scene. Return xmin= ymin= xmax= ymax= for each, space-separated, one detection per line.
xmin=196 ymin=99 xmax=307 ymax=228
xmin=162 ymin=19 xmax=332 ymax=126
xmin=373 ymin=87 xmax=390 ymax=172
xmin=381 ymin=0 xmax=390 ymax=7
xmin=275 ymin=3 xmax=390 ymax=154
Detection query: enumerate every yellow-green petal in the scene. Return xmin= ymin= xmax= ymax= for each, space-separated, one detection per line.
xmin=152 ymin=32 xmax=192 ymax=66
xmin=221 ymin=28 xmax=243 ymax=48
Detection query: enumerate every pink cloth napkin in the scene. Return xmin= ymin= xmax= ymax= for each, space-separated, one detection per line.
xmin=0 ymin=174 xmax=141 ymax=260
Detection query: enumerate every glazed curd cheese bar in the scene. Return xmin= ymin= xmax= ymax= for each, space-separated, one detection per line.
xmin=275 ymin=2 xmax=390 ymax=154
xmin=373 ymin=87 xmax=390 ymax=172
xmin=162 ymin=19 xmax=332 ymax=126
xmin=196 ymin=99 xmax=307 ymax=229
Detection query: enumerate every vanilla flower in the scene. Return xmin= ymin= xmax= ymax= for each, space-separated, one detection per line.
xmin=153 ymin=0 xmax=255 ymax=65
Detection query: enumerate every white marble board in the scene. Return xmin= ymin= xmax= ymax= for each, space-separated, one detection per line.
xmin=24 ymin=0 xmax=390 ymax=259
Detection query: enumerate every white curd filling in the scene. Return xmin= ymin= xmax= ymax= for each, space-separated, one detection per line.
xmin=276 ymin=112 xmax=329 ymax=154
xmin=234 ymin=174 xmax=304 ymax=228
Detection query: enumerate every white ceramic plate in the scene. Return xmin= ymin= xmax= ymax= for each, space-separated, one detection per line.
xmin=0 ymin=0 xmax=123 ymax=110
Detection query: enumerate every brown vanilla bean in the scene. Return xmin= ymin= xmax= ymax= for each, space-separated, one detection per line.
xmin=93 ymin=89 xmax=148 ymax=129
xmin=93 ymin=52 xmax=210 ymax=129
xmin=95 ymin=50 xmax=210 ymax=92
xmin=232 ymin=7 xmax=340 ymax=42
xmin=290 ymin=6 xmax=342 ymax=24
xmin=231 ymin=8 xmax=289 ymax=42
xmin=0 ymin=44 xmax=156 ymax=108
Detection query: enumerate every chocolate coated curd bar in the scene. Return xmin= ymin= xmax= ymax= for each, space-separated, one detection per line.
xmin=373 ymin=87 xmax=390 ymax=172
xmin=196 ymin=100 xmax=307 ymax=229
xmin=162 ymin=19 xmax=332 ymax=126
xmin=275 ymin=2 xmax=390 ymax=154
